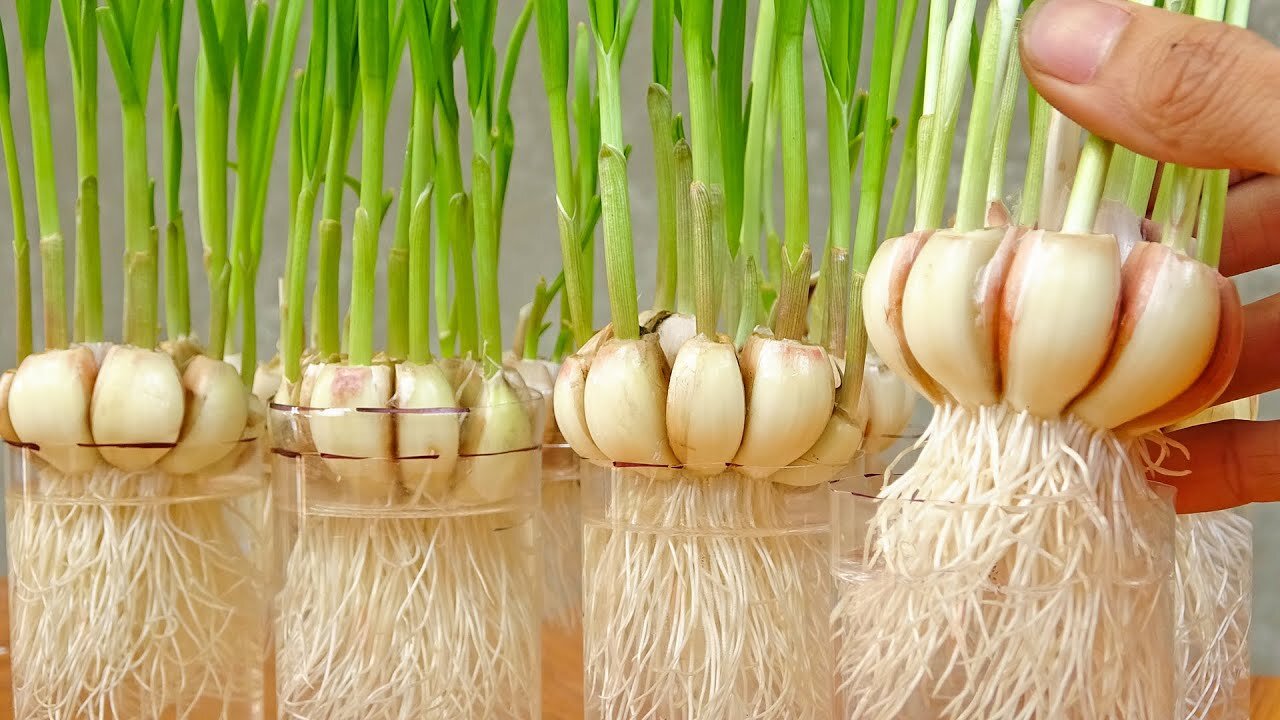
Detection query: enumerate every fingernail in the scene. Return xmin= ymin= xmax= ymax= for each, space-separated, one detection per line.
xmin=1023 ymin=0 xmax=1133 ymax=84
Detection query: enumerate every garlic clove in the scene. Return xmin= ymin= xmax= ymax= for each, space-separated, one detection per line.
xmin=309 ymin=363 xmax=397 ymax=504
xmin=252 ymin=357 xmax=284 ymax=406
xmin=554 ymin=352 xmax=606 ymax=462
xmin=91 ymin=346 xmax=186 ymax=472
xmin=862 ymin=357 xmax=918 ymax=456
xmin=902 ymin=227 xmax=1013 ymax=407
xmin=1117 ymin=274 xmax=1244 ymax=435
xmin=732 ymin=334 xmax=835 ymax=471
xmin=1070 ymin=243 xmax=1221 ymax=429
xmin=512 ymin=357 xmax=558 ymax=443
xmin=1000 ymin=229 xmax=1122 ymax=418
xmin=159 ymin=355 xmax=250 ymax=474
xmin=585 ymin=335 xmax=678 ymax=467
xmin=666 ymin=334 xmax=745 ymax=472
xmin=0 ymin=370 xmax=18 ymax=444
xmin=8 ymin=347 xmax=100 ymax=474
xmin=394 ymin=361 xmax=461 ymax=503
xmin=862 ymin=230 xmax=945 ymax=403
xmin=453 ymin=369 xmax=537 ymax=505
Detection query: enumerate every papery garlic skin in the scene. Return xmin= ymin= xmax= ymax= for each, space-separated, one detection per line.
xmin=160 ymin=355 xmax=250 ymax=474
xmin=9 ymin=347 xmax=100 ymax=474
xmin=666 ymin=335 xmax=745 ymax=471
xmin=585 ymin=336 xmax=678 ymax=467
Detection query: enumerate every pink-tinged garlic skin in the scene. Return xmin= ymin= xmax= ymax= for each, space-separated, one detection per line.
xmin=91 ymin=346 xmax=186 ymax=472
xmin=309 ymin=363 xmax=396 ymax=503
xmin=585 ymin=336 xmax=678 ymax=467
xmin=554 ymin=353 xmax=606 ymax=462
xmin=732 ymin=334 xmax=835 ymax=470
xmin=9 ymin=347 xmax=100 ymax=474
xmin=1117 ymin=275 xmax=1244 ymax=436
xmin=666 ymin=335 xmax=746 ymax=472
xmin=1000 ymin=230 xmax=1122 ymax=418
xmin=902 ymin=227 xmax=1012 ymax=408
xmin=0 ymin=370 xmax=18 ymax=444
xmin=862 ymin=230 xmax=944 ymax=403
xmin=159 ymin=355 xmax=250 ymax=474
xmin=986 ymin=199 xmax=1011 ymax=228
xmin=393 ymin=361 xmax=460 ymax=502
xmin=1070 ymin=243 xmax=1221 ymax=429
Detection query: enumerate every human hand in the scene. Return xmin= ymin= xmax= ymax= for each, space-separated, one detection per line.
xmin=1019 ymin=0 xmax=1280 ymax=511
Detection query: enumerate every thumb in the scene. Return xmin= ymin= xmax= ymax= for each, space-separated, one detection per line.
xmin=1020 ymin=0 xmax=1280 ymax=174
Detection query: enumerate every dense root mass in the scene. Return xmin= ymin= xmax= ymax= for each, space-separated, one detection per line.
xmin=1175 ymin=510 xmax=1252 ymax=720
xmin=833 ymin=404 xmax=1178 ymax=720
xmin=541 ymin=474 xmax=583 ymax=630
xmin=7 ymin=458 xmax=267 ymax=720
xmin=275 ymin=505 xmax=540 ymax=720
xmin=583 ymin=468 xmax=831 ymax=720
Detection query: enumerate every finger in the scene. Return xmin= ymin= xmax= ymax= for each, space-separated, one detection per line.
xmin=1020 ymin=0 xmax=1280 ymax=174
xmin=1162 ymin=419 xmax=1280 ymax=513
xmin=1216 ymin=291 xmax=1280 ymax=403
xmin=1220 ymin=174 xmax=1280 ymax=276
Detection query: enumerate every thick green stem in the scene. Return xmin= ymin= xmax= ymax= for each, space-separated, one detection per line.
xmin=450 ymin=193 xmax=479 ymax=356
xmin=772 ymin=247 xmax=811 ymax=341
xmin=472 ymin=151 xmax=504 ymax=368
xmin=1125 ymin=157 xmax=1159 ymax=217
xmin=738 ymin=0 xmax=775 ymax=270
xmin=826 ymin=248 xmax=851 ymax=355
xmin=23 ymin=53 xmax=60 ymax=239
xmin=1061 ymin=134 xmax=1113 ymax=235
xmin=690 ymin=182 xmax=717 ymax=336
xmin=777 ymin=0 xmax=810 ymax=266
xmin=165 ymin=215 xmax=190 ymax=339
xmin=284 ymin=185 xmax=317 ymax=383
xmin=735 ymin=256 xmax=761 ymax=345
xmin=199 ymin=88 xmax=231 ymax=358
xmin=648 ymin=85 xmax=678 ymax=311
xmin=408 ymin=188 xmax=434 ymax=364
xmin=838 ymin=272 xmax=868 ymax=410
xmin=315 ymin=105 xmax=352 ymax=356
xmin=598 ymin=144 xmax=639 ymax=340
xmin=854 ymin=0 xmax=897 ymax=271
xmin=987 ymin=49 xmax=1020 ymax=208
xmin=955 ymin=5 xmax=1004 ymax=232
xmin=1197 ymin=170 xmax=1227 ymax=268
xmin=886 ymin=58 xmax=927 ymax=238
xmin=387 ymin=142 xmax=413 ymax=360
xmin=123 ymin=105 xmax=156 ymax=348
xmin=825 ymin=86 xmax=852 ymax=256
xmin=0 ymin=89 xmax=32 ymax=361
xmin=673 ymin=139 xmax=695 ymax=314
xmin=1018 ymin=91 xmax=1051 ymax=227
xmin=682 ymin=0 xmax=721 ymax=188
xmin=1103 ymin=147 xmax=1137 ymax=203
xmin=917 ymin=0 xmax=978 ymax=231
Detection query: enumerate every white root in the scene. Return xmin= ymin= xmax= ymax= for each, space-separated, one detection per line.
xmin=541 ymin=445 xmax=584 ymax=630
xmin=91 ymin=346 xmax=186 ymax=472
xmin=835 ymin=404 xmax=1178 ymax=719
xmin=583 ymin=467 xmax=831 ymax=720
xmin=9 ymin=346 xmax=101 ymax=474
xmin=1173 ymin=510 xmax=1252 ymax=720
xmin=275 ymin=505 xmax=540 ymax=720
xmin=8 ymin=454 xmax=267 ymax=719
xmin=160 ymin=355 xmax=250 ymax=474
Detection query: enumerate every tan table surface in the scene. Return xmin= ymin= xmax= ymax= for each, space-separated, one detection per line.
xmin=0 ymin=583 xmax=1273 ymax=719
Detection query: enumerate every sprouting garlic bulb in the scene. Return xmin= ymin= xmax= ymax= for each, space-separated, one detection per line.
xmin=864 ymin=225 xmax=1244 ymax=433
xmin=0 ymin=369 xmax=20 ymax=445
xmin=8 ymin=346 xmax=100 ymax=474
xmin=553 ymin=323 xmax=848 ymax=477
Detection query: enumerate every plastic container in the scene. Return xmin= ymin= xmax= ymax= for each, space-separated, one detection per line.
xmin=582 ymin=462 xmax=853 ymax=720
xmin=6 ymin=438 xmax=269 ymax=719
xmin=541 ymin=443 xmax=582 ymax=630
xmin=831 ymin=475 xmax=1178 ymax=720
xmin=270 ymin=399 xmax=544 ymax=720
xmin=1175 ymin=509 xmax=1252 ymax=720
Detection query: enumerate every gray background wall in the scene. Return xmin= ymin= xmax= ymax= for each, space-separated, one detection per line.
xmin=0 ymin=1 xmax=1276 ymax=670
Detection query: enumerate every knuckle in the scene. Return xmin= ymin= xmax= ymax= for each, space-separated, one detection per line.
xmin=1133 ymin=22 xmax=1244 ymax=154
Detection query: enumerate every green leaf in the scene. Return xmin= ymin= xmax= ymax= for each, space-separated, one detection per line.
xmin=651 ymin=0 xmax=673 ymax=86
xmin=128 ymin=0 xmax=163 ymax=96
xmin=195 ymin=0 xmax=231 ymax=95
xmin=455 ymin=0 xmax=497 ymax=113
xmin=0 ymin=15 xmax=11 ymax=100
xmin=534 ymin=0 xmax=568 ymax=94
xmin=97 ymin=7 xmax=140 ymax=105
xmin=17 ymin=0 xmax=53 ymax=55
